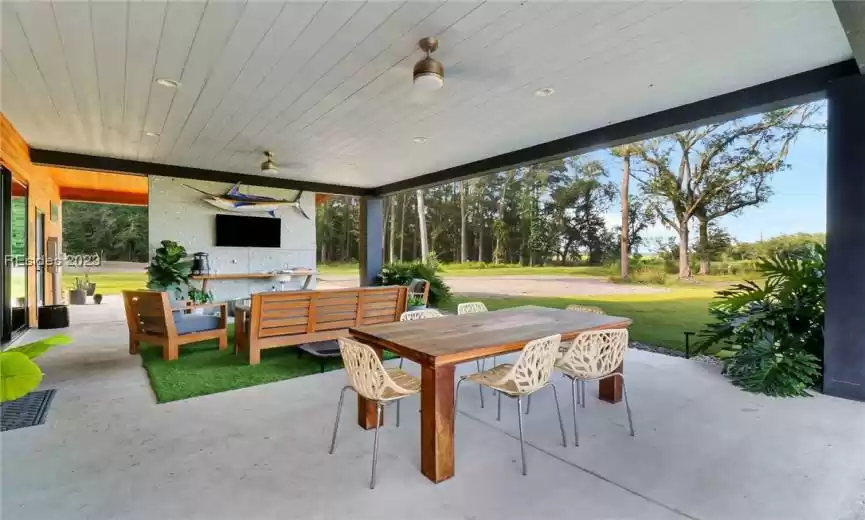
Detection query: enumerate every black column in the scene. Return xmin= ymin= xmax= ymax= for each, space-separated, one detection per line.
xmin=825 ymin=74 xmax=865 ymax=401
xmin=358 ymin=196 xmax=384 ymax=287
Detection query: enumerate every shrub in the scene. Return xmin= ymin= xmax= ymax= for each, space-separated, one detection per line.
xmin=696 ymin=244 xmax=825 ymax=396
xmin=376 ymin=262 xmax=451 ymax=307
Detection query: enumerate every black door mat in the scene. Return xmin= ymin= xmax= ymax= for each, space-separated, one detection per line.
xmin=1 ymin=389 xmax=56 ymax=432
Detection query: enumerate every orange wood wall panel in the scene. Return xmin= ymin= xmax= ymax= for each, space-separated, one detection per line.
xmin=0 ymin=114 xmax=63 ymax=324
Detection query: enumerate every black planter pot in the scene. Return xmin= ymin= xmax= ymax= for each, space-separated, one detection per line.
xmin=93 ymin=294 xmax=103 ymax=304
xmin=69 ymin=289 xmax=86 ymax=305
xmin=38 ymin=305 xmax=70 ymax=329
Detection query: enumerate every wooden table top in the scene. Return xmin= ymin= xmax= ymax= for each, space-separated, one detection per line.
xmin=350 ymin=306 xmax=631 ymax=367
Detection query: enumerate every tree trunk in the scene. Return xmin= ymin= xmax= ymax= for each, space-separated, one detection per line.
xmin=698 ymin=217 xmax=710 ymax=275
xmin=398 ymin=193 xmax=406 ymax=262
xmin=416 ymin=189 xmax=429 ymax=261
xmin=678 ymin=224 xmax=692 ymax=279
xmin=477 ymin=224 xmax=484 ymax=262
xmin=388 ymin=197 xmax=396 ymax=263
xmin=620 ymin=154 xmax=631 ymax=279
xmin=459 ymin=181 xmax=467 ymax=263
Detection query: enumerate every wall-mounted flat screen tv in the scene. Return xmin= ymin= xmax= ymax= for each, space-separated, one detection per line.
xmin=215 ymin=214 xmax=281 ymax=248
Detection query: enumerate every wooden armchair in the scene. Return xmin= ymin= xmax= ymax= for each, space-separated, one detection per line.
xmin=122 ymin=290 xmax=227 ymax=361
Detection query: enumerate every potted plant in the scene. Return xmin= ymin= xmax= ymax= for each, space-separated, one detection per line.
xmin=0 ymin=335 xmax=71 ymax=403
xmin=187 ymin=287 xmax=214 ymax=314
xmin=407 ymin=295 xmax=427 ymax=311
xmin=146 ymin=240 xmax=192 ymax=300
xmin=69 ymin=278 xmax=87 ymax=305
xmin=84 ymin=273 xmax=96 ymax=296
xmin=93 ymin=293 xmax=103 ymax=305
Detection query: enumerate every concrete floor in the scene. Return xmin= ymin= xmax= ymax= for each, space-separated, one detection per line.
xmin=3 ymin=319 xmax=865 ymax=520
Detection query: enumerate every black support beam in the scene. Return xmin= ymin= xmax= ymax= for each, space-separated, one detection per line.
xmin=29 ymin=149 xmax=375 ymax=197
xmin=824 ymin=74 xmax=865 ymax=401
xmin=375 ymin=60 xmax=859 ymax=195
xmin=358 ymin=197 xmax=384 ymax=287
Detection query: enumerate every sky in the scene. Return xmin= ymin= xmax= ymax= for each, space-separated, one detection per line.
xmin=591 ymin=111 xmax=827 ymax=245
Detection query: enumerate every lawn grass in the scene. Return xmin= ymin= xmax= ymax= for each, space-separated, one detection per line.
xmin=63 ymin=272 xmax=147 ymax=295
xmin=441 ymin=286 xmax=718 ymax=353
xmin=139 ymin=324 xmax=395 ymax=403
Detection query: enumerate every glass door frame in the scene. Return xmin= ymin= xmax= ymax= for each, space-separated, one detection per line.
xmin=2 ymin=167 xmax=29 ymax=343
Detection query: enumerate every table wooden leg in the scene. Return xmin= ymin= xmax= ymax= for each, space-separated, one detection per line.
xmin=420 ymin=363 xmax=455 ymax=483
xmin=598 ymin=362 xmax=623 ymax=403
xmin=234 ymin=310 xmax=245 ymax=355
xmin=357 ymin=346 xmax=385 ymax=430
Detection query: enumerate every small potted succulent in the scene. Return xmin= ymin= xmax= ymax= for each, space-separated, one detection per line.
xmin=187 ymin=287 xmax=214 ymax=315
xmin=84 ymin=273 xmax=97 ymax=296
xmin=407 ymin=295 xmax=427 ymax=311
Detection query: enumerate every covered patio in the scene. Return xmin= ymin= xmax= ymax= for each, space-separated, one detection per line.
xmin=4 ymin=320 xmax=864 ymax=520
xmin=3 ymin=1 xmax=865 ymax=519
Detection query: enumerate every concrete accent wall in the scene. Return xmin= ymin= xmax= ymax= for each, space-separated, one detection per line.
xmin=148 ymin=176 xmax=316 ymax=302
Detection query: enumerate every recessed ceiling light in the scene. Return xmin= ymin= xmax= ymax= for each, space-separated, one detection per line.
xmin=144 ymin=131 xmax=160 ymax=137
xmin=412 ymin=136 xmax=429 ymax=144
xmin=535 ymin=87 xmax=555 ymax=97
xmin=156 ymin=78 xmax=181 ymax=88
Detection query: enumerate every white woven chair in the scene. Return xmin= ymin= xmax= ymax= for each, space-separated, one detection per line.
xmin=555 ymin=329 xmax=634 ymax=446
xmin=565 ymin=304 xmax=606 ymax=314
xmin=329 ymin=337 xmax=421 ymax=489
xmin=398 ymin=309 xmax=443 ymax=368
xmin=455 ymin=334 xmax=567 ymax=475
xmin=456 ymin=301 xmax=495 ymax=407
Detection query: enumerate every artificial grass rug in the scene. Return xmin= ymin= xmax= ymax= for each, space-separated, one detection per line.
xmin=139 ymin=324 xmax=392 ymax=403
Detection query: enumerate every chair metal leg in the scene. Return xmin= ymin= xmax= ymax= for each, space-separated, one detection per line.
xmin=454 ymin=379 xmax=465 ymax=418
xmin=476 ymin=359 xmax=485 ymax=408
xmin=570 ymin=378 xmax=580 ymax=447
xmin=371 ymin=403 xmax=383 ymax=489
xmin=399 ymin=357 xmax=404 ymax=369
xmin=396 ymin=399 xmax=401 ymax=428
xmin=516 ymin=397 xmax=527 ymax=476
xmin=496 ymin=389 xmax=502 ymax=421
xmin=620 ymin=375 xmax=635 ymax=436
xmin=549 ymin=384 xmax=567 ymax=448
xmin=329 ymin=386 xmax=350 ymax=454
xmin=581 ymin=380 xmax=587 ymax=409
xmin=525 ymin=394 xmax=531 ymax=414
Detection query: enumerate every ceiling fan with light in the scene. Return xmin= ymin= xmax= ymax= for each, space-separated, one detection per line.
xmin=413 ymin=37 xmax=444 ymax=90
xmin=260 ymin=151 xmax=279 ymax=174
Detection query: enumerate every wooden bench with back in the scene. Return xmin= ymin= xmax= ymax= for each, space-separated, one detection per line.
xmin=237 ymin=286 xmax=408 ymax=365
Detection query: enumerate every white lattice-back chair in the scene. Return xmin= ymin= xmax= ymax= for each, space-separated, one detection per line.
xmin=398 ymin=309 xmax=444 ymax=368
xmin=329 ymin=337 xmax=420 ymax=489
xmin=456 ymin=334 xmax=567 ymax=475
xmin=555 ymin=329 xmax=634 ymax=446
xmin=457 ymin=301 xmax=488 ymax=315
xmin=565 ymin=304 xmax=606 ymax=315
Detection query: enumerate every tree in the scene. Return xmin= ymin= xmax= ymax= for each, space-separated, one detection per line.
xmin=631 ymin=103 xmax=820 ymax=279
xmin=416 ymin=189 xmax=429 ymax=261
xmin=611 ymin=143 xmax=641 ymax=278
xmin=459 ymin=181 xmax=467 ymax=263
xmin=388 ymin=196 xmax=397 ymax=263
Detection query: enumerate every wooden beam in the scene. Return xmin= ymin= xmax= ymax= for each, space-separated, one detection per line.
xmin=833 ymin=1 xmax=865 ymax=74
xmin=29 ymin=149 xmax=375 ymax=197
xmin=374 ymin=60 xmax=859 ymax=195
xmin=59 ymin=187 xmax=148 ymax=206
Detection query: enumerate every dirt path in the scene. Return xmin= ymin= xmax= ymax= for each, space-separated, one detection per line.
xmin=317 ymin=274 xmax=665 ymax=298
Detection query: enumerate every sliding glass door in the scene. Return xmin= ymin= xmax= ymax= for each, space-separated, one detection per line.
xmin=2 ymin=167 xmax=29 ymax=342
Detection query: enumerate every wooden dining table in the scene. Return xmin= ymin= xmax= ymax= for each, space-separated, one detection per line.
xmin=349 ymin=305 xmax=632 ymax=484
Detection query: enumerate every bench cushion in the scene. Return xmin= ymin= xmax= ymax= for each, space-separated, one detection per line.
xmin=174 ymin=314 xmax=221 ymax=335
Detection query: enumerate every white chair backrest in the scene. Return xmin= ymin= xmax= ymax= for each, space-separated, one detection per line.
xmin=498 ymin=334 xmax=561 ymax=394
xmin=338 ymin=337 xmax=404 ymax=401
xmin=400 ymin=309 xmax=443 ymax=321
xmin=558 ymin=329 xmax=628 ymax=379
xmin=565 ymin=304 xmax=605 ymax=314
xmin=457 ymin=302 xmax=488 ymax=315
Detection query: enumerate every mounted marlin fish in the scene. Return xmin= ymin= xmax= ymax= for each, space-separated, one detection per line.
xmin=184 ymin=182 xmax=311 ymax=219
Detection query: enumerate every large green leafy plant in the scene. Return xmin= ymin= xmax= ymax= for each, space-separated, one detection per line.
xmin=146 ymin=240 xmax=192 ymax=299
xmin=0 ymin=335 xmax=71 ymax=402
xmin=697 ymin=244 xmax=825 ymax=396
xmin=376 ymin=261 xmax=451 ymax=307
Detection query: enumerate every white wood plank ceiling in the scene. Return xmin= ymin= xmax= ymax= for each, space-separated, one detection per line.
xmin=1 ymin=1 xmax=853 ymax=189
